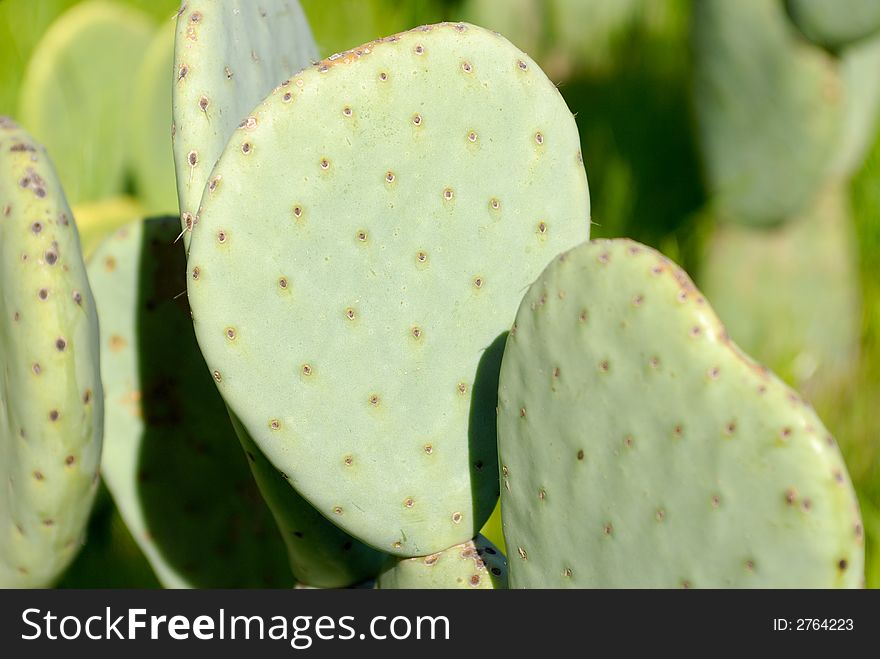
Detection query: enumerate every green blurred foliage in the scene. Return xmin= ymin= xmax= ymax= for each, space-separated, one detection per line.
xmin=0 ymin=0 xmax=179 ymax=114
xmin=829 ymin=125 xmax=880 ymax=588
xmin=300 ymin=0 xmax=458 ymax=57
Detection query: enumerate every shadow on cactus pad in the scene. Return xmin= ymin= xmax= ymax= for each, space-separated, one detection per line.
xmin=89 ymin=217 xmax=294 ymax=587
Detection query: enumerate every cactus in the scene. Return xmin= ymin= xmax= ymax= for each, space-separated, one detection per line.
xmin=692 ymin=0 xmax=843 ymax=225
xmin=88 ymin=216 xmax=384 ymax=587
xmin=700 ymin=184 xmax=860 ymax=398
xmin=172 ymin=0 xmax=319 ymax=246
xmin=131 ymin=22 xmax=178 ymax=215
xmin=186 ymin=22 xmax=590 ymax=556
xmin=17 ymin=1 xmax=154 ymax=205
xmin=0 ymin=117 xmax=103 ymax=587
xmin=786 ymin=0 xmax=880 ymax=51
xmin=377 ymin=535 xmax=508 ymax=589
xmin=497 ymin=239 xmax=863 ymax=588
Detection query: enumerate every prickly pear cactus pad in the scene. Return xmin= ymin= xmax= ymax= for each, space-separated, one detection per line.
xmin=786 ymin=0 xmax=880 ymax=50
xmin=0 ymin=117 xmax=103 ymax=587
xmin=17 ymin=0 xmax=154 ymax=205
xmin=90 ymin=217 xmax=382 ymax=588
xmin=692 ymin=0 xmax=842 ymax=225
xmin=172 ymin=0 xmax=319 ymax=246
xmin=377 ymin=535 xmax=507 ymax=589
xmin=187 ymin=22 xmax=590 ymax=556
xmin=498 ymin=239 xmax=863 ymax=588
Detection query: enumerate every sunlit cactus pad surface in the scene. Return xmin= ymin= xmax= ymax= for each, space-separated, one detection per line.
xmin=498 ymin=239 xmax=864 ymax=588
xmin=187 ymin=22 xmax=590 ymax=556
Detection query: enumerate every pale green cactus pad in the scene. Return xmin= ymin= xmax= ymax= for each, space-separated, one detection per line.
xmin=90 ymin=217 xmax=382 ymax=588
xmin=172 ymin=0 xmax=318 ymax=246
xmin=377 ymin=535 xmax=507 ymax=589
xmin=17 ymin=0 xmax=154 ymax=205
xmin=187 ymin=22 xmax=590 ymax=556
xmin=693 ymin=0 xmax=842 ymax=225
xmin=701 ymin=185 xmax=860 ymax=399
xmin=498 ymin=239 xmax=864 ymax=588
xmin=0 ymin=117 xmax=103 ymax=587
xmin=786 ymin=0 xmax=880 ymax=50
xmin=479 ymin=501 xmax=506 ymax=553
xmin=131 ymin=22 xmax=178 ymax=216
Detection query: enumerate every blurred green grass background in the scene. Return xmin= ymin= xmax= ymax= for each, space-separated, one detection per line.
xmin=1 ymin=0 xmax=876 ymax=586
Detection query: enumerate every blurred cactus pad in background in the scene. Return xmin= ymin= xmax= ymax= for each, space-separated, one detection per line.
xmin=0 ymin=0 xmax=878 ymax=588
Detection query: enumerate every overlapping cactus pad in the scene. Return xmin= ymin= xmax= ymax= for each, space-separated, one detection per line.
xmin=0 ymin=117 xmax=103 ymax=587
xmin=89 ymin=217 xmax=383 ymax=588
xmin=377 ymin=534 xmax=507 ymax=589
xmin=187 ymin=22 xmax=590 ymax=556
xmin=498 ymin=239 xmax=863 ymax=587
xmin=172 ymin=0 xmax=318 ymax=244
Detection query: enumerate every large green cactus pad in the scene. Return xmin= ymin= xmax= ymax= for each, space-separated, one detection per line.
xmin=0 ymin=117 xmax=103 ymax=587
xmin=786 ymin=0 xmax=880 ymax=50
xmin=700 ymin=185 xmax=860 ymax=399
xmin=89 ymin=217 xmax=382 ymax=587
xmin=692 ymin=0 xmax=842 ymax=225
xmin=377 ymin=535 xmax=507 ymax=589
xmin=187 ymin=23 xmax=590 ymax=556
xmin=17 ymin=0 xmax=154 ymax=205
xmin=498 ymin=239 xmax=863 ymax=588
xmin=172 ymin=0 xmax=318 ymax=246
